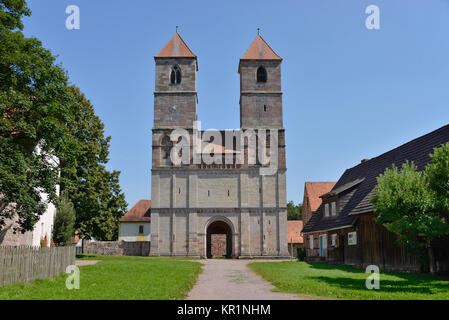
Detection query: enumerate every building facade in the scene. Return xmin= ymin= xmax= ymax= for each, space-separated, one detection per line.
xmin=302 ymin=124 xmax=449 ymax=273
xmin=119 ymin=200 xmax=151 ymax=242
xmin=149 ymin=32 xmax=289 ymax=258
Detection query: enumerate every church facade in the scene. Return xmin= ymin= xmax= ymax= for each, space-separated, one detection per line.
xmin=150 ymin=32 xmax=289 ymax=258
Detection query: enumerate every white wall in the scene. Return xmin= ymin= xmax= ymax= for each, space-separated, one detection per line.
xmin=119 ymin=222 xmax=151 ymax=242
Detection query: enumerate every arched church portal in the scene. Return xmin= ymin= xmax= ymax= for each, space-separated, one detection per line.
xmin=206 ymin=220 xmax=233 ymax=259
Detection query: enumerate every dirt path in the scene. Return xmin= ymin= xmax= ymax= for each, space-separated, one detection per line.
xmin=75 ymin=260 xmax=101 ymax=266
xmin=186 ymin=259 xmax=302 ymax=300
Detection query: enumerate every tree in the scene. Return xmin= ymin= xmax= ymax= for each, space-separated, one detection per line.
xmin=287 ymin=201 xmax=302 ymax=220
xmin=0 ymin=0 xmax=75 ymax=234
xmin=52 ymin=191 xmax=76 ymax=246
xmin=371 ymin=143 xmax=449 ymax=270
xmin=61 ymin=86 xmax=127 ymax=240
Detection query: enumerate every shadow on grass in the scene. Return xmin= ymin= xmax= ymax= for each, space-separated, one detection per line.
xmin=76 ymin=254 xmax=97 ymax=259
xmin=309 ymin=275 xmax=449 ymax=295
xmin=304 ymin=262 xmax=449 ymax=294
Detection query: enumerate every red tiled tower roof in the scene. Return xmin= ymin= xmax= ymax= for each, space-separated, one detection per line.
xmin=155 ymin=33 xmax=196 ymax=59
xmin=240 ymin=35 xmax=282 ymax=61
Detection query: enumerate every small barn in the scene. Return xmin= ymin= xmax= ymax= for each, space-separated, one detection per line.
xmin=119 ymin=200 xmax=151 ymax=242
xmin=287 ymin=220 xmax=304 ymax=257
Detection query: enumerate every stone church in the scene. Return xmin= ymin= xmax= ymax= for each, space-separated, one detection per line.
xmin=150 ymin=32 xmax=289 ymax=258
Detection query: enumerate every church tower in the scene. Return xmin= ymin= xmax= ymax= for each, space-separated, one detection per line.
xmin=239 ymin=35 xmax=286 ymax=169
xmin=239 ymin=35 xmax=283 ymax=129
xmin=152 ymin=32 xmax=197 ymax=168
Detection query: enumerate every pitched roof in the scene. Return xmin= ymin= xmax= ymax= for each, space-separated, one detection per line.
xmin=155 ymin=33 xmax=196 ymax=59
xmin=303 ymin=124 xmax=449 ymax=233
xmin=121 ymin=200 xmax=151 ymax=222
xmin=305 ymin=182 xmax=336 ymax=212
xmin=240 ymin=35 xmax=282 ymax=61
xmin=287 ymin=220 xmax=304 ymax=244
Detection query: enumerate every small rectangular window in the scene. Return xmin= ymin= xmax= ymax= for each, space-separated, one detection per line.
xmin=331 ymin=202 xmax=337 ymax=216
xmin=348 ymin=232 xmax=357 ymax=245
xmin=324 ymin=203 xmax=329 ymax=217
xmin=309 ymin=235 xmax=314 ymax=249
xmin=331 ymin=234 xmax=337 ymax=246
xmin=138 ymin=225 xmax=144 ymax=234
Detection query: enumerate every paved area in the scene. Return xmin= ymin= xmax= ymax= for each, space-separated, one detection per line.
xmin=187 ymin=259 xmax=302 ymax=300
xmin=75 ymin=260 xmax=101 ymax=266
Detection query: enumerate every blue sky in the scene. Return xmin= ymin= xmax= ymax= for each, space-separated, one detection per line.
xmin=24 ymin=0 xmax=449 ymax=209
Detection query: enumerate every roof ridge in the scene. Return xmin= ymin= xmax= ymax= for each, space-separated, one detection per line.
xmin=351 ymin=123 xmax=449 ymax=170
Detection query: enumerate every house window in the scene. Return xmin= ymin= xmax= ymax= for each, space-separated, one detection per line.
xmin=348 ymin=232 xmax=357 ymax=245
xmin=324 ymin=203 xmax=329 ymax=217
xmin=139 ymin=225 xmax=144 ymax=234
xmin=170 ymin=65 xmax=182 ymax=84
xmin=331 ymin=234 xmax=337 ymax=247
xmin=331 ymin=202 xmax=337 ymax=216
xmin=256 ymin=66 xmax=267 ymax=83
xmin=263 ymin=105 xmax=267 ymax=112
xmin=309 ymin=235 xmax=314 ymax=249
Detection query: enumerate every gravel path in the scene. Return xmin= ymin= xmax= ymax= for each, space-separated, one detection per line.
xmin=75 ymin=260 xmax=101 ymax=266
xmin=187 ymin=259 xmax=302 ymax=300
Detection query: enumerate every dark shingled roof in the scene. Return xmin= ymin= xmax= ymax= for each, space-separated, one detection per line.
xmin=303 ymin=124 xmax=449 ymax=233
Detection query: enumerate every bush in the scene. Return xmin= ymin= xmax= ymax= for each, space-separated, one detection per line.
xmin=52 ymin=191 xmax=76 ymax=246
xmin=296 ymin=247 xmax=306 ymax=261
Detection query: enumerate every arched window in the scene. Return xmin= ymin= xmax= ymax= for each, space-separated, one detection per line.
xmin=170 ymin=65 xmax=182 ymax=84
xmin=256 ymin=66 xmax=267 ymax=83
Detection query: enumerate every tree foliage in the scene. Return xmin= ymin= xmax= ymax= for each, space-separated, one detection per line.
xmin=287 ymin=201 xmax=302 ymax=220
xmin=372 ymin=143 xmax=449 ymax=253
xmin=0 ymin=0 xmax=75 ymax=233
xmin=61 ymin=86 xmax=127 ymax=240
xmin=52 ymin=191 xmax=76 ymax=246
xmin=0 ymin=1 xmax=127 ymax=240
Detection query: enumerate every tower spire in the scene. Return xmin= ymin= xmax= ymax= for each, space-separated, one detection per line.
xmin=257 ymin=28 xmax=260 ymax=36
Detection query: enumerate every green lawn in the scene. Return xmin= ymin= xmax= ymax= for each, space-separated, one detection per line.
xmin=248 ymin=261 xmax=449 ymax=300
xmin=0 ymin=255 xmax=202 ymax=300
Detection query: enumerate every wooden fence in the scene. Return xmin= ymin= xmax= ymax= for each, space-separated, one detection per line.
xmin=0 ymin=246 xmax=76 ymax=287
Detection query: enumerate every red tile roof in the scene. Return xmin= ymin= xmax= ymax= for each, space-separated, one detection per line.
xmin=121 ymin=200 xmax=151 ymax=222
xmin=240 ymin=35 xmax=282 ymax=61
xmin=305 ymin=182 xmax=336 ymax=212
xmin=155 ymin=33 xmax=196 ymax=59
xmin=287 ymin=220 xmax=303 ymax=244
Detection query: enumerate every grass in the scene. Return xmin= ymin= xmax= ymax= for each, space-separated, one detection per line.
xmin=248 ymin=261 xmax=449 ymax=300
xmin=0 ymin=255 xmax=202 ymax=300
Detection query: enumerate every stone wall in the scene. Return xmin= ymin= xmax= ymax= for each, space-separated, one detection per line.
xmin=211 ymin=234 xmax=226 ymax=256
xmin=81 ymin=240 xmax=151 ymax=256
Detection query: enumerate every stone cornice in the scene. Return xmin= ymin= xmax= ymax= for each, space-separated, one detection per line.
xmin=151 ymin=207 xmax=287 ymax=214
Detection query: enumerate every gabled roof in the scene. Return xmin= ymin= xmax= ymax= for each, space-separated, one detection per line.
xmin=287 ymin=220 xmax=304 ymax=244
xmin=121 ymin=200 xmax=151 ymax=222
xmin=155 ymin=33 xmax=196 ymax=59
xmin=240 ymin=35 xmax=282 ymax=61
xmin=303 ymin=124 xmax=449 ymax=234
xmin=305 ymin=182 xmax=336 ymax=212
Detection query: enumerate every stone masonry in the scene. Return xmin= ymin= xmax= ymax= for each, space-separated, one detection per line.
xmin=150 ymin=33 xmax=289 ymax=258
